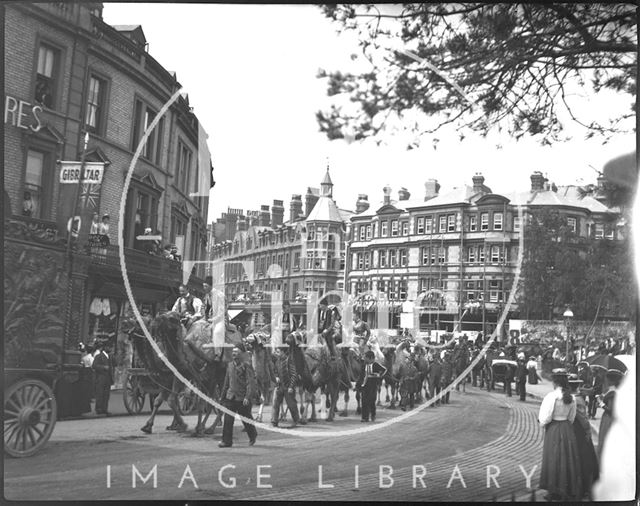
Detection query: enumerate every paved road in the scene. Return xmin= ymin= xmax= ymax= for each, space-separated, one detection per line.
xmin=5 ymin=387 xmax=549 ymax=502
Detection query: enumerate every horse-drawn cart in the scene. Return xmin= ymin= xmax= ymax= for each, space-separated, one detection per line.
xmin=122 ymin=368 xmax=198 ymax=416
xmin=4 ymin=218 xmax=82 ymax=457
xmin=490 ymin=359 xmax=517 ymax=389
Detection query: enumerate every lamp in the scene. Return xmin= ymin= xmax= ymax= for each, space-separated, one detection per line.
xmin=563 ymin=308 xmax=574 ymax=364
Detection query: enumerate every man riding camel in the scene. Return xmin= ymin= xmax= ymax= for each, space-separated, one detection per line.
xmin=171 ymin=284 xmax=203 ymax=329
xmin=318 ymin=299 xmax=342 ymax=357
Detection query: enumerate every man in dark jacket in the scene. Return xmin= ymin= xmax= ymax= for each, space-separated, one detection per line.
xmin=219 ymin=346 xmax=258 ymax=447
xmin=357 ymin=351 xmax=387 ymax=422
xmin=428 ymin=354 xmax=443 ymax=406
xmin=272 ymin=336 xmax=301 ymax=428
xmin=92 ymin=340 xmax=114 ymax=415
xmin=515 ymin=353 xmax=528 ymax=401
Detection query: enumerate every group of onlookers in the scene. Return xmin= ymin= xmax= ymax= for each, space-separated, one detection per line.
xmin=75 ymin=341 xmax=116 ymax=417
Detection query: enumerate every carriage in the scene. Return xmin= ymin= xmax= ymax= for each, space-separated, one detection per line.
xmin=122 ymin=368 xmax=198 ymax=416
xmin=489 ymin=359 xmax=517 ymax=390
xmin=4 ymin=219 xmax=82 ymax=457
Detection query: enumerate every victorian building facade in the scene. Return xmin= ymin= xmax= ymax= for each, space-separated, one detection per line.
xmin=209 ymin=170 xmax=353 ymax=306
xmin=4 ymin=3 xmax=212 ymax=392
xmin=347 ymin=172 xmax=622 ymax=338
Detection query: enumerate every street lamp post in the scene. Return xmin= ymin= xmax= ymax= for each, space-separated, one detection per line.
xmin=563 ymin=308 xmax=574 ymax=364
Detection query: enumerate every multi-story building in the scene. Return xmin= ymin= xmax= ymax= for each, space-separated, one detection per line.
xmin=4 ymin=2 xmax=211 ymax=389
xmin=347 ymin=172 xmax=621 ymax=339
xmin=209 ymin=170 xmax=353 ymax=307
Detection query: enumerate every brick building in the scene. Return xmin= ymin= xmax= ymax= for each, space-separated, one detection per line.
xmin=4 ymin=3 xmax=212 ymax=388
xmin=347 ymin=172 xmax=623 ymax=340
xmin=209 ymin=170 xmax=353 ymax=315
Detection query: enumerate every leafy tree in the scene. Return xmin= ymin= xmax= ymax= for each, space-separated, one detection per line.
xmin=518 ymin=208 xmax=634 ymax=321
xmin=317 ymin=4 xmax=636 ymax=146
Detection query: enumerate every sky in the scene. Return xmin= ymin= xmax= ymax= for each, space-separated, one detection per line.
xmin=103 ymin=3 xmax=636 ymax=223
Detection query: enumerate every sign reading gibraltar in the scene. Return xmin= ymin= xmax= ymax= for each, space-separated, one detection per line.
xmin=59 ymin=162 xmax=104 ymax=184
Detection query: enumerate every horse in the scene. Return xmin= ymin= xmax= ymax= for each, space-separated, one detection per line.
xmin=453 ymin=343 xmax=470 ymax=393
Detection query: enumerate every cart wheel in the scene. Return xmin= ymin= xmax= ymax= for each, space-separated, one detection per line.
xmin=4 ymin=379 xmax=57 ymax=458
xmin=178 ymin=389 xmax=197 ymax=416
xmin=123 ymin=375 xmax=145 ymax=414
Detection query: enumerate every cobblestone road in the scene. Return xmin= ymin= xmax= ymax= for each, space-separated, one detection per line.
xmin=5 ymin=386 xmax=552 ymax=502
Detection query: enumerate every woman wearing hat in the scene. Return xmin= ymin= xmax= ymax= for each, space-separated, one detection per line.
xmin=568 ymin=374 xmax=599 ymax=499
xmin=597 ymin=369 xmax=623 ymax=461
xmin=538 ymin=368 xmax=582 ymax=501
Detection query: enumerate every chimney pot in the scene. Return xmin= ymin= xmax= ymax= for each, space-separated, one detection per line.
xmin=424 ymin=179 xmax=440 ymax=201
xmin=356 ymin=194 xmax=370 ymax=214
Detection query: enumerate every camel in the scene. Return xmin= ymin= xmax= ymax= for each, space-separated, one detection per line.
xmin=244 ymin=326 xmax=276 ymax=422
xmin=135 ymin=312 xmax=243 ymax=437
xmin=337 ymin=345 xmax=363 ymax=417
xmin=380 ymin=345 xmax=399 ymax=407
xmin=127 ymin=318 xmax=187 ymax=434
xmin=287 ymin=330 xmax=349 ymax=423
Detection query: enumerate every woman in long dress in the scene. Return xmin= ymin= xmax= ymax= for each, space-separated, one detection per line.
xmin=597 ymin=370 xmax=623 ymax=460
xmin=568 ymin=374 xmax=599 ymax=500
xmin=538 ymin=369 xmax=582 ymax=501
xmin=527 ymin=355 xmax=540 ymax=384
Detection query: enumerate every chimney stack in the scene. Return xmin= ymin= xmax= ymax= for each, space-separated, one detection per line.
xmin=237 ymin=215 xmax=247 ymax=232
xmin=383 ymin=185 xmax=392 ymax=206
xmin=472 ymin=173 xmax=485 ymax=193
xmin=355 ymin=194 xmax=370 ymax=214
xmin=530 ymin=171 xmax=546 ymax=191
xmin=398 ymin=187 xmax=411 ymax=201
xmin=246 ymin=210 xmax=260 ymax=227
xmin=225 ymin=212 xmax=238 ymax=241
xmin=271 ymin=199 xmax=284 ymax=228
xmin=305 ymin=188 xmax=319 ymax=217
xmin=259 ymin=205 xmax=271 ymax=227
xmin=290 ymin=194 xmax=303 ymax=222
xmin=424 ymin=179 xmax=440 ymax=201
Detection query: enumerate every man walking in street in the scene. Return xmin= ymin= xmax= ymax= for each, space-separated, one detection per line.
xmin=357 ymin=350 xmax=387 ymax=422
xmin=219 ymin=346 xmax=258 ymax=447
xmin=428 ymin=353 xmax=443 ymax=406
xmin=272 ymin=335 xmax=302 ymax=428
xmin=92 ymin=340 xmax=114 ymax=415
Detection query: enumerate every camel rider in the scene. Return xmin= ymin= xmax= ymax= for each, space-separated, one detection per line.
xmin=275 ymin=300 xmax=299 ymax=343
xmin=353 ymin=314 xmax=371 ymax=355
xmin=318 ymin=300 xmax=341 ymax=357
xmin=171 ymin=284 xmax=203 ymax=329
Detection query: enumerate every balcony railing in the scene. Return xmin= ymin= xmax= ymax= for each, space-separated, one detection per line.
xmin=89 ymin=244 xmax=182 ymax=283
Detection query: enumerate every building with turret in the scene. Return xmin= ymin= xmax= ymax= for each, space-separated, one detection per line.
xmin=209 ymin=169 xmax=354 ymax=302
